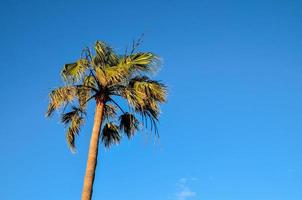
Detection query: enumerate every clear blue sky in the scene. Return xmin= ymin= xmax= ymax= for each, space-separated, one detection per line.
xmin=0 ymin=0 xmax=301 ymax=199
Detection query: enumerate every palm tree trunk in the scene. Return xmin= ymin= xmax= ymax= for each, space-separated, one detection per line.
xmin=81 ymin=99 xmax=104 ymax=200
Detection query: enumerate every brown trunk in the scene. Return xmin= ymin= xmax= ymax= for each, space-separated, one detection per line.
xmin=81 ymin=99 xmax=104 ymax=200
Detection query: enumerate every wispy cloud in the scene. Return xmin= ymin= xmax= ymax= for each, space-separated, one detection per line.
xmin=175 ymin=178 xmax=197 ymax=200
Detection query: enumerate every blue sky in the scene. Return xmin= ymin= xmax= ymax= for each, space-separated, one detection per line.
xmin=0 ymin=0 xmax=302 ymax=199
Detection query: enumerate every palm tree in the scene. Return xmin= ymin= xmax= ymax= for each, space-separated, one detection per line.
xmin=46 ymin=40 xmax=167 ymax=200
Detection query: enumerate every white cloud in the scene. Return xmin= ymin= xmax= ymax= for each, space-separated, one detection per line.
xmin=177 ymin=189 xmax=196 ymax=200
xmin=175 ymin=178 xmax=197 ymax=200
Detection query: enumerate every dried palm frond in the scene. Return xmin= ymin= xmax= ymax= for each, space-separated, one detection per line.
xmin=76 ymin=86 xmax=91 ymax=110
xmin=46 ymin=86 xmax=77 ymax=117
xmin=119 ymin=113 xmax=139 ymax=138
xmin=104 ymin=104 xmax=117 ymax=119
xmin=101 ymin=123 xmax=120 ymax=148
xmin=61 ymin=106 xmax=85 ymax=151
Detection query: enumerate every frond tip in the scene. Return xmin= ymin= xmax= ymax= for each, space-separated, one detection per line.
xmin=128 ymin=52 xmax=159 ymax=73
xmin=46 ymin=86 xmax=77 ymax=117
xmin=119 ymin=113 xmax=139 ymax=139
xmin=94 ymin=41 xmax=119 ymax=66
xmin=101 ymin=123 xmax=120 ymax=148
xmin=121 ymin=76 xmax=167 ymax=135
xmin=129 ymin=76 xmax=167 ymax=103
xmin=61 ymin=107 xmax=85 ymax=151
xmin=61 ymin=59 xmax=89 ymax=83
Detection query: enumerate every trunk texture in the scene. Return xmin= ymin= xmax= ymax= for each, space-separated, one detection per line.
xmin=81 ymin=100 xmax=104 ymax=200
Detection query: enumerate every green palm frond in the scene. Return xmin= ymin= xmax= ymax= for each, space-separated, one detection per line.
xmin=120 ymin=76 xmax=167 ymax=135
xmin=128 ymin=52 xmax=158 ymax=72
xmin=119 ymin=113 xmax=139 ymax=138
xmin=93 ymin=52 xmax=159 ymax=88
xmin=106 ymin=53 xmax=158 ymax=82
xmin=94 ymin=52 xmax=159 ymax=87
xmin=94 ymin=41 xmax=119 ymax=66
xmin=61 ymin=107 xmax=85 ymax=150
xmin=46 ymin=86 xmax=77 ymax=117
xmin=94 ymin=65 xmax=129 ymax=87
xmin=61 ymin=59 xmax=89 ymax=83
xmin=129 ymin=76 xmax=167 ymax=103
xmin=94 ymin=62 xmax=132 ymax=87
xmin=121 ymin=77 xmax=166 ymax=113
xmin=94 ymin=41 xmax=107 ymax=61
xmin=94 ymin=66 xmax=107 ymax=86
xmin=104 ymin=65 xmax=128 ymax=86
xmin=101 ymin=123 xmax=120 ymax=148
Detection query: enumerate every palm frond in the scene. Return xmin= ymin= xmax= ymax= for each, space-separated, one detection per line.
xmin=122 ymin=89 xmax=160 ymax=134
xmin=119 ymin=113 xmax=139 ymax=138
xmin=129 ymin=76 xmax=167 ymax=103
xmin=61 ymin=59 xmax=89 ymax=83
xmin=46 ymin=103 xmax=55 ymax=117
xmin=95 ymin=52 xmax=158 ymax=87
xmin=46 ymin=86 xmax=77 ymax=117
xmin=104 ymin=104 xmax=117 ymax=119
xmin=61 ymin=107 xmax=85 ymax=151
xmin=94 ymin=66 xmax=107 ymax=86
xmin=97 ymin=53 xmax=158 ymax=87
xmin=126 ymin=52 xmax=159 ymax=73
xmin=61 ymin=106 xmax=85 ymax=124
xmin=94 ymin=65 xmax=129 ymax=87
xmin=101 ymin=123 xmax=120 ymax=148
xmin=93 ymin=49 xmax=158 ymax=88
xmin=120 ymin=77 xmax=167 ymax=135
xmin=140 ymin=104 xmax=160 ymax=135
xmin=83 ymin=75 xmax=97 ymax=89
xmin=120 ymin=87 xmax=141 ymax=110
xmin=104 ymin=65 xmax=129 ymax=86
xmin=121 ymin=83 xmax=164 ymax=115
xmin=94 ymin=41 xmax=119 ymax=66
xmin=76 ymin=86 xmax=91 ymax=110
xmin=104 ymin=53 xmax=157 ymax=81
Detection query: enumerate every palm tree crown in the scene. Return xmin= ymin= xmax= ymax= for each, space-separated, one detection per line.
xmin=46 ymin=41 xmax=167 ymax=150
